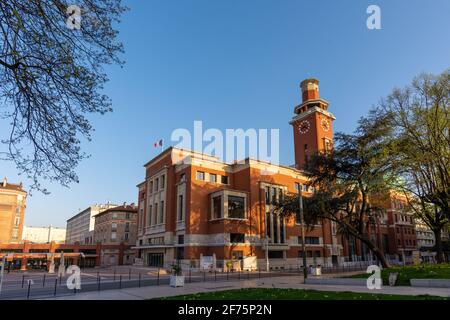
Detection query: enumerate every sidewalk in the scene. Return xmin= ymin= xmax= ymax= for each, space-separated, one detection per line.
xmin=42 ymin=276 xmax=450 ymax=300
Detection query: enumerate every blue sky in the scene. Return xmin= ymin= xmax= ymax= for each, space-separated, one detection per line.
xmin=1 ymin=0 xmax=450 ymax=227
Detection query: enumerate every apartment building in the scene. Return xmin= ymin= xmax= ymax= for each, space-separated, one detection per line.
xmin=134 ymin=79 xmax=419 ymax=269
xmin=66 ymin=203 xmax=118 ymax=244
xmin=93 ymin=204 xmax=138 ymax=266
xmin=415 ymin=219 xmax=436 ymax=263
xmin=0 ymin=178 xmax=27 ymax=244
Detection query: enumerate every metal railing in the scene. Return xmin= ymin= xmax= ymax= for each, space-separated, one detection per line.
xmin=0 ymin=263 xmax=370 ymax=300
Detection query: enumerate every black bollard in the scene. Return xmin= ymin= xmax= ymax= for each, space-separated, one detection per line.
xmin=54 ymin=278 xmax=58 ymax=296
xmin=26 ymin=281 xmax=31 ymax=299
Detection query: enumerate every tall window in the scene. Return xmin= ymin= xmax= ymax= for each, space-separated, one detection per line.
xmin=125 ymin=222 xmax=130 ymax=232
xmin=228 ymin=196 xmax=245 ymax=219
xmin=150 ymin=181 xmax=153 ymax=193
xmin=209 ymin=173 xmax=217 ymax=183
xmin=212 ymin=195 xmax=222 ymax=219
xmin=139 ymin=207 xmax=143 ymax=228
xmin=160 ymin=175 xmax=165 ymax=189
xmin=273 ymin=216 xmax=278 ymax=243
xmin=178 ymin=195 xmax=184 ymax=221
xmin=159 ymin=201 xmax=164 ymax=223
xmin=271 ymin=187 xmax=277 ymax=203
xmin=155 ymin=178 xmax=159 ymax=191
xmin=278 ymin=188 xmax=283 ymax=202
xmin=265 ymin=187 xmax=270 ymax=204
xmin=153 ymin=203 xmax=158 ymax=225
xmin=148 ymin=205 xmax=152 ymax=226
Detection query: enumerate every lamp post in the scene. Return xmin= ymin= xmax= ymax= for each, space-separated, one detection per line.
xmin=265 ymin=237 xmax=270 ymax=271
xmin=0 ymin=256 xmax=5 ymax=294
xmin=298 ymin=188 xmax=308 ymax=282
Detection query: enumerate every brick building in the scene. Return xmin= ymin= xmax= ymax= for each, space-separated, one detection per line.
xmin=134 ymin=79 xmax=418 ymax=269
xmin=94 ymin=204 xmax=138 ymax=266
xmin=0 ymin=178 xmax=27 ymax=244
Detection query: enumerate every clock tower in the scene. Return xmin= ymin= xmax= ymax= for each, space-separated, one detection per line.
xmin=290 ymin=78 xmax=335 ymax=170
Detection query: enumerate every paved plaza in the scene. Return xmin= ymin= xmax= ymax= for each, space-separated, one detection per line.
xmin=43 ymin=275 xmax=450 ymax=300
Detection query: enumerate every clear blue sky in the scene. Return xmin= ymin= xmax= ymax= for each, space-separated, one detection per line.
xmin=1 ymin=0 xmax=449 ymax=227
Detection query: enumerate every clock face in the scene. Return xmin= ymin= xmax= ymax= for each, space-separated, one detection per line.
xmin=298 ymin=120 xmax=310 ymax=134
xmin=321 ymin=119 xmax=330 ymax=132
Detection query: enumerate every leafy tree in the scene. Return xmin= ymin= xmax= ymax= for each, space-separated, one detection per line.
xmin=0 ymin=1 xmax=126 ymax=191
xmin=273 ymin=114 xmax=396 ymax=268
xmin=376 ymin=69 xmax=450 ymax=262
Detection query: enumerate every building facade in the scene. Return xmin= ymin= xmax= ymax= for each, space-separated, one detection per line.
xmin=66 ymin=203 xmax=118 ymax=244
xmin=94 ymin=204 xmax=138 ymax=265
xmin=0 ymin=241 xmax=133 ymax=270
xmin=0 ymin=178 xmax=27 ymax=244
xmin=134 ymin=79 xmax=419 ymax=269
xmin=22 ymin=226 xmax=66 ymax=244
xmin=415 ymin=219 xmax=436 ymax=263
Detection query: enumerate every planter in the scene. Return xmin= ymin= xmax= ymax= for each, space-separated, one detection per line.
xmin=170 ymin=275 xmax=185 ymax=287
xmin=311 ymin=266 xmax=322 ymax=276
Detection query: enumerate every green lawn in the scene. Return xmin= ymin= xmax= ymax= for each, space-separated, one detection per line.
xmin=159 ymin=288 xmax=447 ymax=300
xmin=348 ymin=264 xmax=450 ymax=286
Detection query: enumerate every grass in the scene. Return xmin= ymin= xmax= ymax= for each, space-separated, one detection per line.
xmin=347 ymin=264 xmax=450 ymax=286
xmin=159 ymin=288 xmax=448 ymax=300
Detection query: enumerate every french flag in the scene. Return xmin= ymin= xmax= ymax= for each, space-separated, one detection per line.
xmin=153 ymin=139 xmax=163 ymax=148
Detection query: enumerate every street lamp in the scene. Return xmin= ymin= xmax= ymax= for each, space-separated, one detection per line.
xmin=298 ymin=187 xmax=308 ymax=282
xmin=265 ymin=236 xmax=271 ymax=271
xmin=0 ymin=255 xmax=5 ymax=294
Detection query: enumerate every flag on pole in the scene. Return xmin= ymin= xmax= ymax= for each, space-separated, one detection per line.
xmin=153 ymin=139 xmax=163 ymax=150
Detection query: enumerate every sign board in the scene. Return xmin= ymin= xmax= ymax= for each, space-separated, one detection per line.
xmin=200 ymin=255 xmax=215 ymax=270
xmin=243 ymin=256 xmax=257 ymax=271
xmin=412 ymin=251 xmax=421 ymax=265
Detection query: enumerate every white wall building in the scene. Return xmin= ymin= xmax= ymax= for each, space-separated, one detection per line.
xmin=415 ymin=219 xmax=436 ymax=263
xmin=22 ymin=225 xmax=66 ymax=243
xmin=66 ymin=203 xmax=118 ymax=244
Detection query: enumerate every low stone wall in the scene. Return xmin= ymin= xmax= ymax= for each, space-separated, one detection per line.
xmin=305 ymin=278 xmax=367 ymax=286
xmin=410 ymin=279 xmax=450 ymax=288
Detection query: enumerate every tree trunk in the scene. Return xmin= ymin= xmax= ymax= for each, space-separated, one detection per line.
xmin=433 ymin=228 xmax=443 ymax=264
xmin=364 ymin=239 xmax=391 ymax=268
xmin=354 ymin=233 xmax=391 ymax=268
